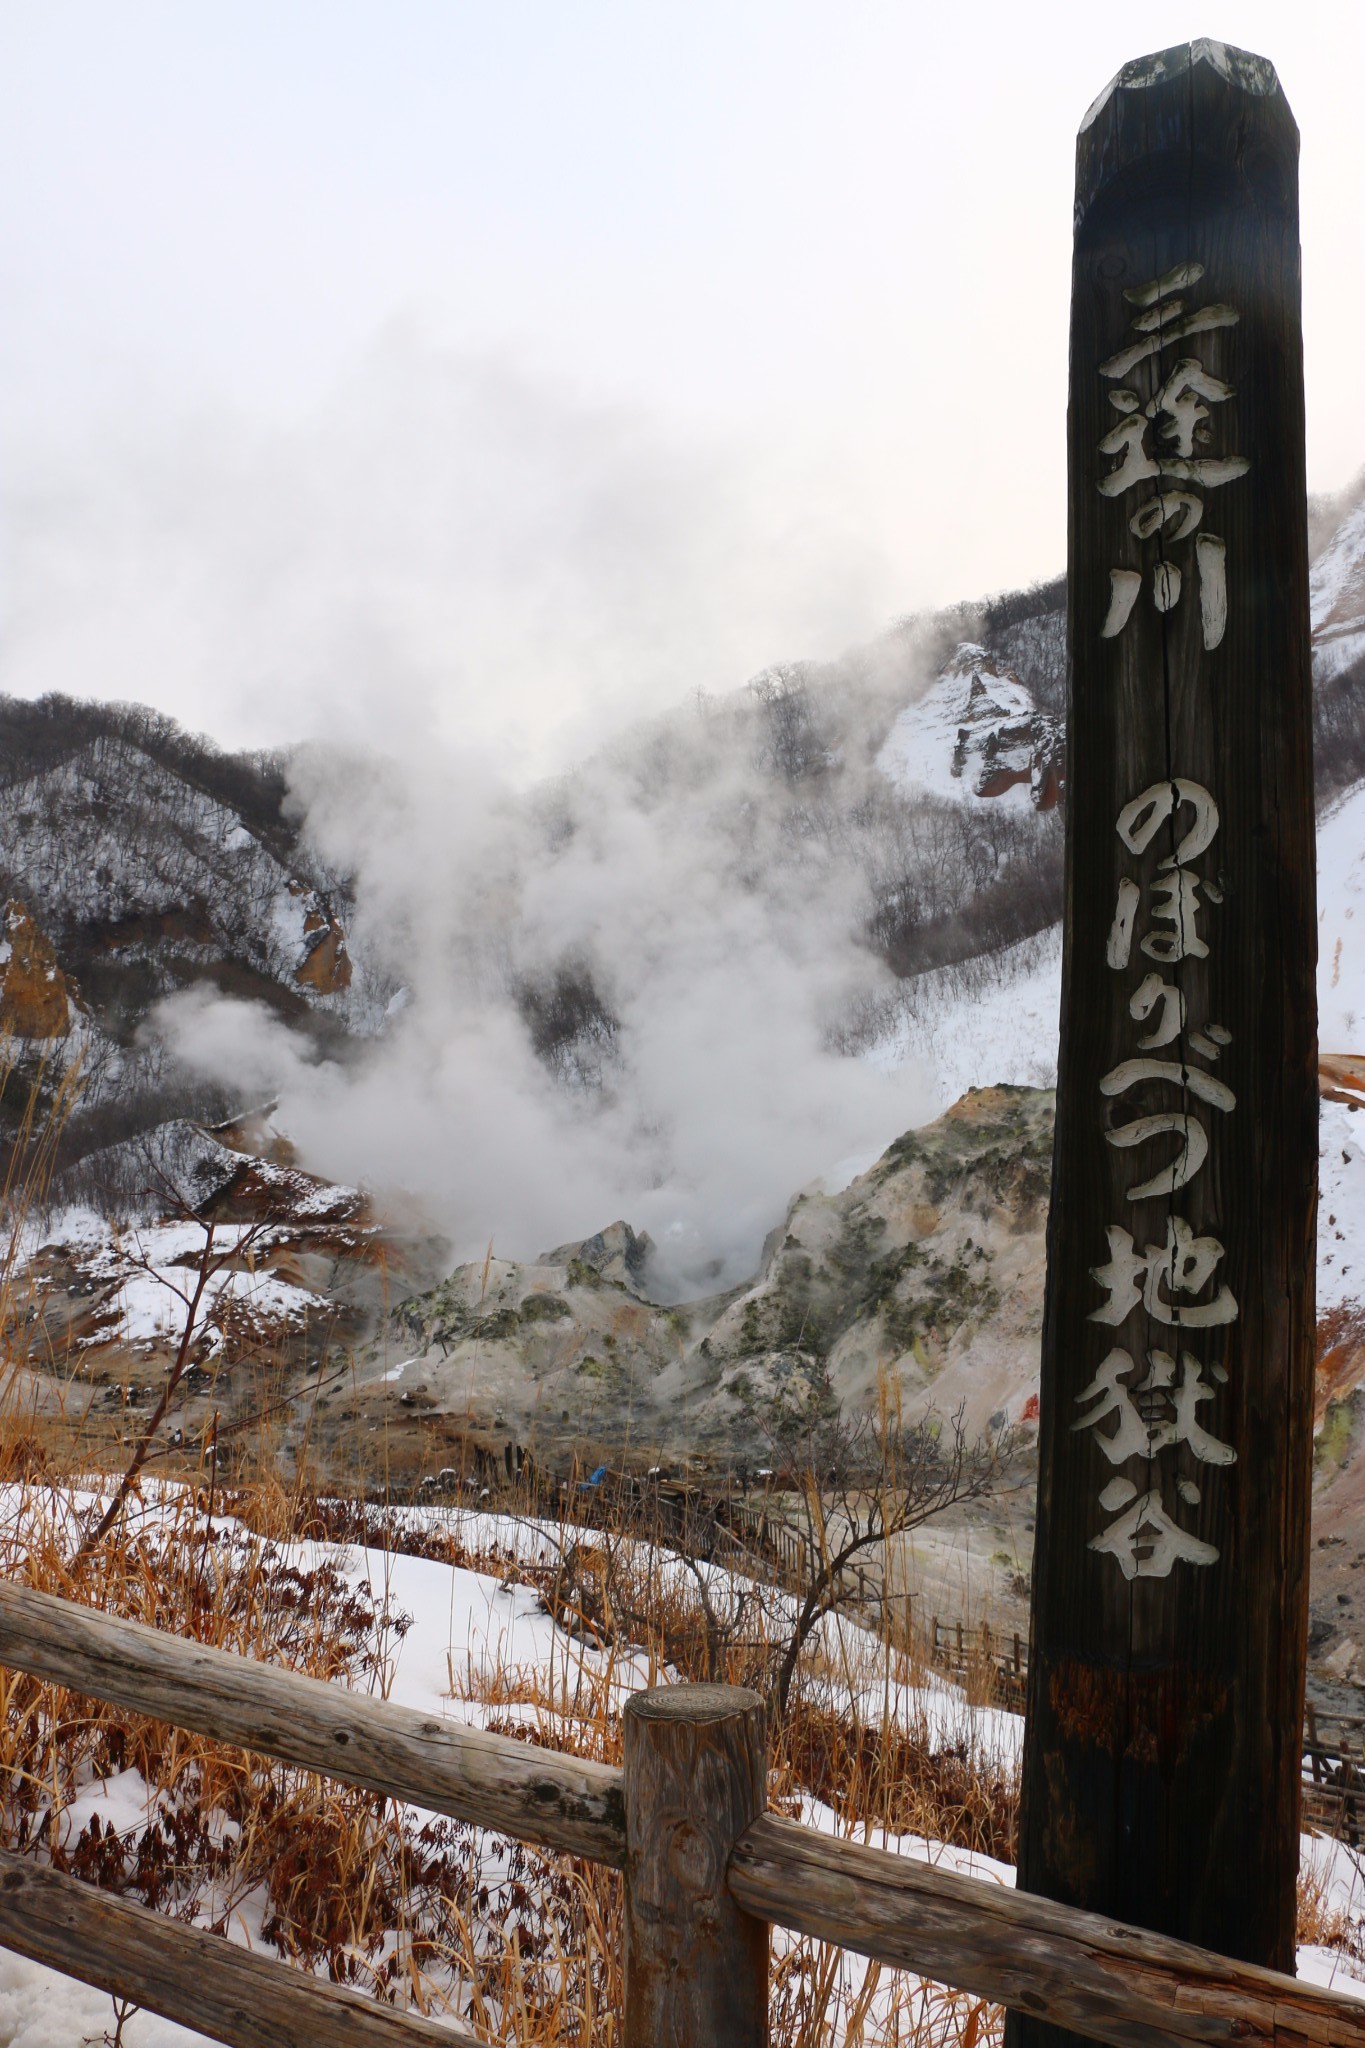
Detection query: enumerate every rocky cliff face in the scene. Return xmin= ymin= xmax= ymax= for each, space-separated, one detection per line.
xmin=0 ymin=698 xmax=394 ymax=1188
xmin=5 ymin=1104 xmax=447 ymax=1471
xmin=704 ymin=1085 xmax=1052 ymax=1436
xmin=0 ymin=724 xmax=379 ymax=1038
xmin=875 ymin=646 xmax=1064 ymax=811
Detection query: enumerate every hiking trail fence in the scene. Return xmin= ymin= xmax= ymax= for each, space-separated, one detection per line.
xmin=339 ymin=1463 xmax=1365 ymax=1857
xmin=0 ymin=1580 xmax=1363 ymax=2048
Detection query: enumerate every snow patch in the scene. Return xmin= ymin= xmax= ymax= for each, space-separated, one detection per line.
xmin=866 ymin=928 xmax=1062 ymax=1107
xmin=1312 ymin=493 xmax=1365 ymax=637
xmin=875 ymin=646 xmax=1050 ymax=814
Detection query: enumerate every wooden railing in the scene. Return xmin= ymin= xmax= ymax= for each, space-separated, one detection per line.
xmin=1 ymin=1581 xmax=1364 ymax=2048
xmin=919 ymin=1615 xmax=1365 ymax=1841
xmin=1304 ymin=1704 xmax=1365 ymax=1843
xmin=923 ymin=1612 xmax=1029 ymax=1700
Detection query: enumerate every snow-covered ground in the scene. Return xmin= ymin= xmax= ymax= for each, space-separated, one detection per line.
xmin=1319 ymin=1097 xmax=1365 ymax=1315
xmin=1312 ymin=491 xmax=1365 ymax=685
xmin=14 ymin=1209 xmax=322 ymax=1355
xmin=0 ymin=1492 xmax=1359 ymax=2046
xmin=1318 ymin=788 xmax=1365 ymax=1055
xmin=865 ymin=928 xmax=1062 ymax=1107
xmin=0 ymin=1490 xmax=1018 ymax=2044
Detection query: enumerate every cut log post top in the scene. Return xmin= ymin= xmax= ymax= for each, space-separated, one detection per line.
xmin=1078 ymin=40 xmax=1290 ymax=186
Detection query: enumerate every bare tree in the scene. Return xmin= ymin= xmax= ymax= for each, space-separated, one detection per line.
xmin=531 ymin=1400 xmax=1005 ymax=1722
xmin=75 ymin=1190 xmax=273 ymax=1565
xmin=541 ymin=1487 xmax=761 ymax=1687
xmin=766 ymin=1399 xmax=1002 ymax=1720
xmin=750 ymin=667 xmax=830 ymax=787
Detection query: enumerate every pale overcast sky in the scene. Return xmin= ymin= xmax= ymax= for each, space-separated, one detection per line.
xmin=0 ymin=3 xmax=1361 ymax=765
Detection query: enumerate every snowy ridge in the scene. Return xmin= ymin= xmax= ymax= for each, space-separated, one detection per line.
xmin=866 ymin=928 xmax=1062 ymax=1105
xmin=0 ymin=733 xmax=385 ymax=1030
xmin=1312 ymin=489 xmax=1365 ymax=684
xmin=874 ymin=645 xmax=1061 ymax=812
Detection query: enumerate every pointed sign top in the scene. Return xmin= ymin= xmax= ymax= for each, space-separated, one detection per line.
xmin=1081 ymin=40 xmax=1280 ymax=133
xmin=1075 ymin=40 xmax=1297 ymax=231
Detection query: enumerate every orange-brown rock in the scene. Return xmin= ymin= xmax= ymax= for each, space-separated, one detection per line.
xmin=1320 ymin=1052 xmax=1365 ymax=1106
xmin=295 ymin=918 xmax=352 ymax=993
xmin=976 ymin=763 xmax=1032 ymax=800
xmin=0 ymin=901 xmax=74 ymax=1039
xmin=1033 ymin=758 xmax=1064 ymax=810
xmin=1315 ymin=1301 xmax=1365 ymax=1423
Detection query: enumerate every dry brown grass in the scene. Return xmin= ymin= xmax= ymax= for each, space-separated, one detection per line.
xmin=0 ymin=1062 xmax=1352 ymax=2041
xmin=1297 ymin=1841 xmax=1365 ymax=1962
xmin=0 ymin=1396 xmax=1018 ymax=2046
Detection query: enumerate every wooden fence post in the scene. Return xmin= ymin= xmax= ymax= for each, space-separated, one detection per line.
xmin=1012 ymin=37 xmax=1314 ymax=2041
xmin=623 ymin=1684 xmax=768 ymax=2048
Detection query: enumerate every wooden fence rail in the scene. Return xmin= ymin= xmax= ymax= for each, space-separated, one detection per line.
xmin=0 ymin=1581 xmax=625 ymax=1866
xmin=0 ymin=1849 xmax=480 ymax=2048
xmin=2 ymin=1580 xmax=1365 ymax=2048
xmin=920 ymin=1615 xmax=1365 ymax=1839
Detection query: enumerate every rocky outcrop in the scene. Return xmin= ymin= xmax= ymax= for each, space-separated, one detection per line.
xmin=694 ymin=1084 xmax=1052 ymax=1441
xmin=0 ymin=900 xmax=78 ymax=1039
xmin=9 ymin=1111 xmax=443 ymax=1396
xmin=295 ymin=912 xmax=353 ymax=994
xmin=0 ymin=706 xmax=392 ymax=1193
xmin=386 ymin=1086 xmax=1054 ymax=1460
xmin=0 ymin=726 xmax=382 ymax=1038
xmin=539 ymin=1220 xmax=656 ymax=1297
xmin=876 ymin=647 xmax=1064 ymax=813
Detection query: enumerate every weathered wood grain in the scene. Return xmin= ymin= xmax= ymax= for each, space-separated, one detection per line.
xmin=729 ymin=1814 xmax=1365 ymax=2048
xmin=0 ymin=1578 xmax=626 ymax=1865
xmin=0 ymin=1848 xmax=478 ymax=2048
xmin=1014 ymin=37 xmax=1316 ymax=2043
xmin=623 ymin=1684 xmax=768 ymax=2048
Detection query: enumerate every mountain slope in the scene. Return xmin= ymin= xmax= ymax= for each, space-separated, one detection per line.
xmin=0 ymin=705 xmax=381 ymax=1042
xmin=2 ymin=468 xmax=1362 ymax=1296
xmin=0 ymin=695 xmax=394 ymax=1185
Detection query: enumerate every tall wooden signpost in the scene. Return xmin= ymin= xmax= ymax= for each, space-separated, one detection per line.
xmin=1011 ymin=40 xmax=1315 ymax=2042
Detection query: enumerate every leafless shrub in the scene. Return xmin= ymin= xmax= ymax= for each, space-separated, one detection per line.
xmin=860 ymin=793 xmax=1062 ymax=980
xmin=750 ymin=665 xmax=835 ymax=786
